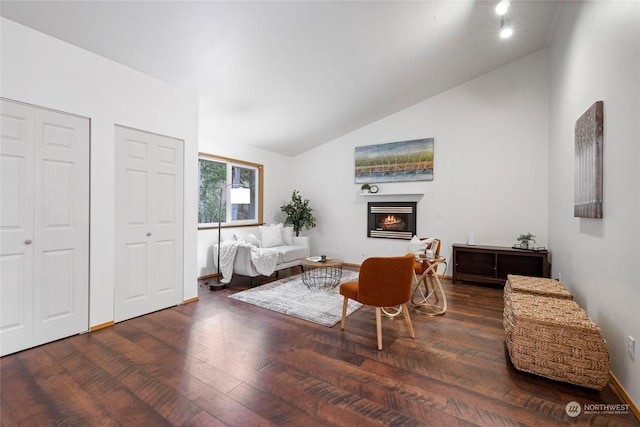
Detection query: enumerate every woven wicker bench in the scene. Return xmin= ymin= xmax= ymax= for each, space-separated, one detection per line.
xmin=504 ymin=291 xmax=609 ymax=390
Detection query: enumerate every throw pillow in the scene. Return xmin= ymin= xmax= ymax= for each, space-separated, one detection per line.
xmin=246 ymin=233 xmax=261 ymax=248
xmin=259 ymin=224 xmax=284 ymax=248
xmin=281 ymin=226 xmax=294 ymax=245
xmin=407 ymin=235 xmax=429 ymax=254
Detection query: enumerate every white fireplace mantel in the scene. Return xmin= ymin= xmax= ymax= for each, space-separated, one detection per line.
xmin=358 ymin=192 xmax=423 ymax=198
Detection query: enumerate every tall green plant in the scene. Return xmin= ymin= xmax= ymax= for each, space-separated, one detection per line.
xmin=280 ymin=190 xmax=317 ymax=236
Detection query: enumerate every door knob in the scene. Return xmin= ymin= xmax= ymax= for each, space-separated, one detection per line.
xmin=146 ymin=232 xmax=152 ymax=236
xmin=24 ymin=239 xmax=33 ymax=245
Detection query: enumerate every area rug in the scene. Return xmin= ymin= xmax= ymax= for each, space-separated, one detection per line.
xmin=229 ymin=270 xmax=362 ymax=327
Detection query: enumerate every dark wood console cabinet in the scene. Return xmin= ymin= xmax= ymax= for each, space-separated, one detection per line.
xmin=452 ymin=244 xmax=550 ymax=285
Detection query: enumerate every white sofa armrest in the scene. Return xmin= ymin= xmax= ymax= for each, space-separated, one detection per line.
xmin=232 ymin=244 xmax=258 ymax=276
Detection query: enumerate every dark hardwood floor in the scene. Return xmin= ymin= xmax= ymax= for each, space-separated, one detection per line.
xmin=2 ymin=269 xmax=638 ymax=426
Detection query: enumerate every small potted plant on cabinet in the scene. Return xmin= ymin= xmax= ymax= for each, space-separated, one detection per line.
xmin=517 ymin=232 xmax=536 ymax=249
xmin=360 ymin=183 xmax=371 ymax=194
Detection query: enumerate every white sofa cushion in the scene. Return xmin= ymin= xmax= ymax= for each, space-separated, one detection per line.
xmin=274 ymin=244 xmax=310 ymax=263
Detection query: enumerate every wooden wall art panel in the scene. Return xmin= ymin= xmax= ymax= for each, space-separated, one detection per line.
xmin=574 ymin=101 xmax=604 ymax=218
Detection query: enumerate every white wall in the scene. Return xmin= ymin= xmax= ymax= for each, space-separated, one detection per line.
xmin=197 ymin=96 xmax=295 ymax=276
xmin=547 ymin=2 xmax=640 ymax=405
xmin=1 ymin=18 xmax=200 ymax=327
xmin=291 ymin=50 xmax=549 ymax=266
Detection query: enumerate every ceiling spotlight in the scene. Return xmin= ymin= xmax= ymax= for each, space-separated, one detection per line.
xmin=495 ymin=0 xmax=510 ymax=16
xmin=500 ymin=17 xmax=513 ymax=38
xmin=500 ymin=26 xmax=513 ymax=38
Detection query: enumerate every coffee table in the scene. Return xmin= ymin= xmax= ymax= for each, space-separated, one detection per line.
xmin=300 ymin=258 xmax=344 ymax=291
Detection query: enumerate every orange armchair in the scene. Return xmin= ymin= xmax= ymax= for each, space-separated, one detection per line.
xmin=340 ymin=254 xmax=416 ymax=350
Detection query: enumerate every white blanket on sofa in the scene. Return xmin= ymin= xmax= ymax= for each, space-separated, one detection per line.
xmin=218 ymin=240 xmax=241 ymax=284
xmin=219 ymin=240 xmax=279 ymax=283
xmin=248 ymin=246 xmax=277 ymax=276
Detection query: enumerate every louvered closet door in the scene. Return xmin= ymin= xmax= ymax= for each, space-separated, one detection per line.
xmin=1 ymin=99 xmax=89 ymax=356
xmin=114 ymin=126 xmax=183 ymax=322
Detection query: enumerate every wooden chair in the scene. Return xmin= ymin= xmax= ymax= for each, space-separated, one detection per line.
xmin=413 ymin=238 xmax=441 ymax=277
xmin=412 ymin=238 xmax=447 ymax=315
xmin=340 ymin=254 xmax=416 ymax=350
xmin=382 ymin=238 xmax=444 ymax=318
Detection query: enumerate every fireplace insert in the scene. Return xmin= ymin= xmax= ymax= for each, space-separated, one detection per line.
xmin=367 ymin=201 xmax=417 ymax=240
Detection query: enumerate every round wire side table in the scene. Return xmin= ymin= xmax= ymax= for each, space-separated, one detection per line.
xmin=300 ymin=258 xmax=344 ymax=291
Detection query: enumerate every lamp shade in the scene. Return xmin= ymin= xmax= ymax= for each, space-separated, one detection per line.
xmin=229 ymin=187 xmax=251 ymax=204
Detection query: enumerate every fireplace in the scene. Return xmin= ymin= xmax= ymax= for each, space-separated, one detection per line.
xmin=367 ymin=202 xmax=417 ymax=240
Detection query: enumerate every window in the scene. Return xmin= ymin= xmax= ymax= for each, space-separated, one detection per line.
xmin=198 ymin=153 xmax=263 ymax=229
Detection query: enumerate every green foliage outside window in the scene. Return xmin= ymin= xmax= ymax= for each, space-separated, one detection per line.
xmin=232 ymin=166 xmax=255 ymax=221
xmin=198 ymin=156 xmax=261 ymax=227
xmin=199 ymin=160 xmax=226 ymax=224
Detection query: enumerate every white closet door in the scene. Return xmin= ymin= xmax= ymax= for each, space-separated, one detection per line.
xmin=114 ymin=126 xmax=183 ymax=322
xmin=151 ymin=135 xmax=184 ymax=311
xmin=1 ymin=102 xmax=35 ymax=355
xmin=33 ymin=108 xmax=90 ymax=343
xmin=1 ymin=99 xmax=89 ymax=356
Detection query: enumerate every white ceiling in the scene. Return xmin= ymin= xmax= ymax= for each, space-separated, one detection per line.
xmin=1 ymin=1 xmax=560 ymax=156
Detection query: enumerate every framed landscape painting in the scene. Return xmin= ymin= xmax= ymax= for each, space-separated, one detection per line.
xmin=355 ymin=138 xmax=434 ymax=184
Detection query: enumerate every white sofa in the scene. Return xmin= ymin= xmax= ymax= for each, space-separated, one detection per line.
xmin=215 ymin=224 xmax=310 ymax=286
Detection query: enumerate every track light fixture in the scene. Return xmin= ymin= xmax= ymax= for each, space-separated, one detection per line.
xmin=496 ymin=1 xmax=513 ymax=38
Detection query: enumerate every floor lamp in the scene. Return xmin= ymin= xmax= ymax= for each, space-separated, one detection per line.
xmin=211 ymin=184 xmax=251 ymax=291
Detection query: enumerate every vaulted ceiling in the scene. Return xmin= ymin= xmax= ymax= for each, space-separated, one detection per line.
xmin=1 ymin=1 xmax=560 ymax=156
